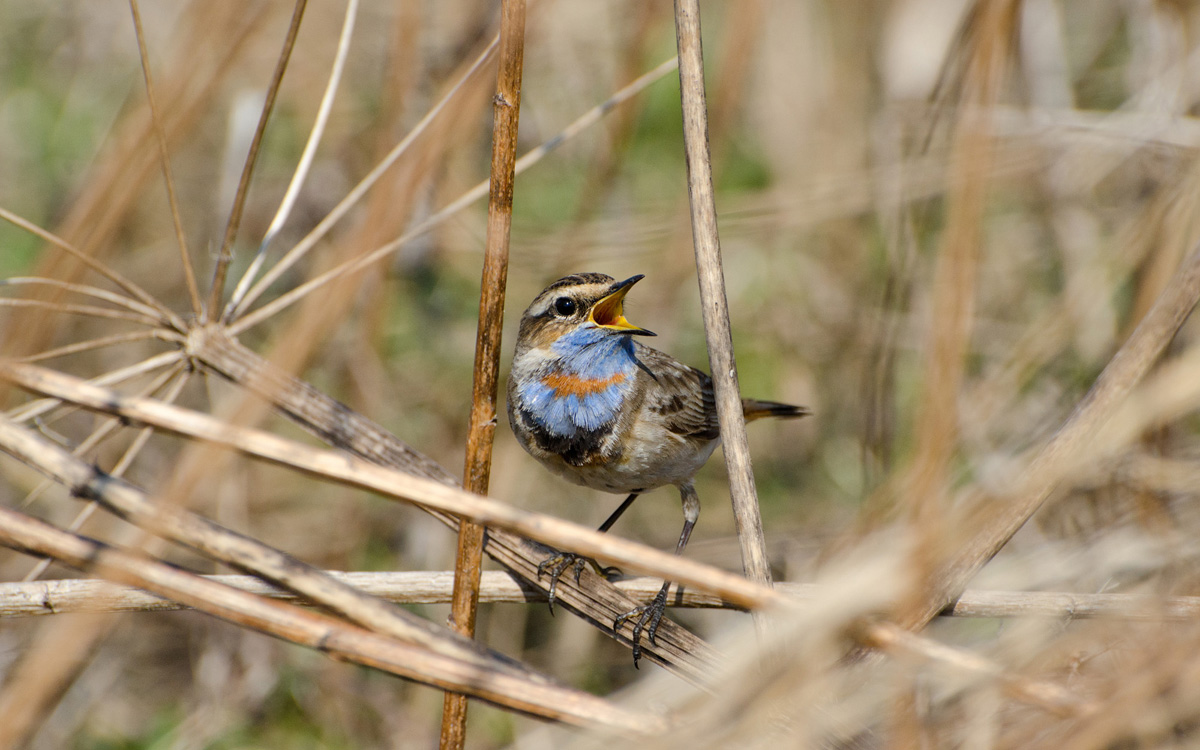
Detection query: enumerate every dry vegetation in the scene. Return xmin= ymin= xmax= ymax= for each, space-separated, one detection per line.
xmin=3 ymin=0 xmax=1200 ymax=747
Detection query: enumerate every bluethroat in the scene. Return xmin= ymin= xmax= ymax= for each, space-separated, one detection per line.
xmin=507 ymin=272 xmax=809 ymax=665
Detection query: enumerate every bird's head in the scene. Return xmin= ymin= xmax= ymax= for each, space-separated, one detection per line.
xmin=516 ymin=273 xmax=656 ymax=350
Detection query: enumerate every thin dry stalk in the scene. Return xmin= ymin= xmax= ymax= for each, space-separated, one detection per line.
xmin=901 ymin=0 xmax=1014 ymax=519
xmin=16 ymin=330 xmax=178 ymax=365
xmin=892 ymin=0 xmax=1018 ymax=635
xmin=0 ymin=209 xmax=182 ymax=331
xmin=207 ymin=0 xmax=309 ymax=316
xmin=672 ymin=0 xmax=772 ymax=591
xmin=5 ymin=351 xmax=184 ymax=424
xmin=226 ymin=35 xmax=501 ymax=321
xmin=441 ymin=0 xmax=526 ymax=746
xmin=0 ymin=369 xmax=191 ymax=743
xmin=0 ymin=299 xmax=163 ymax=327
xmin=2 ymin=278 xmax=176 ymax=326
xmin=224 ymin=0 xmax=357 ymax=321
xmin=0 ymin=5 xmax=267 ymax=364
xmin=225 ymin=52 xmax=678 ymax=336
xmin=128 ymin=0 xmax=203 ymax=319
xmin=20 ymin=361 xmax=188 ymax=583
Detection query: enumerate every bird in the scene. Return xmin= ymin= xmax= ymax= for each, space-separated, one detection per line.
xmin=506 ymin=272 xmax=809 ymax=666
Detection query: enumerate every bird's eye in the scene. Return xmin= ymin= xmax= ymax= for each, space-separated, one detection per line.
xmin=553 ymin=297 xmax=576 ymax=317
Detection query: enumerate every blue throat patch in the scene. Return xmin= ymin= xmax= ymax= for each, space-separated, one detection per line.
xmin=518 ymin=327 xmax=637 ymax=437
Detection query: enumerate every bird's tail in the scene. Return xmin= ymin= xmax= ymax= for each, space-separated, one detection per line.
xmin=741 ymin=398 xmax=811 ymax=421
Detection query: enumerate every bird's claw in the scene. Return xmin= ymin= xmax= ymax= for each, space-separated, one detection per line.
xmin=613 ymin=584 xmax=670 ymax=668
xmin=537 ymin=552 xmax=621 ymax=614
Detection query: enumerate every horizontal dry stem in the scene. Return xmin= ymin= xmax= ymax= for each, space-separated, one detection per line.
xmin=4 ymin=572 xmax=1199 ymax=622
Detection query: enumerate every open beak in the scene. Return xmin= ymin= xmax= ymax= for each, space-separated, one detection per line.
xmin=588 ymin=275 xmax=656 ymax=336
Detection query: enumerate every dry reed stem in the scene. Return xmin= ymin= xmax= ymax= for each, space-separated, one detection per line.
xmin=0 ymin=413 xmax=664 ymax=732
xmin=6 ymin=573 xmax=1200 ymax=621
xmin=15 ymin=330 xmax=177 ymax=365
xmin=0 ymin=504 xmax=661 ymax=733
xmin=0 ymin=208 xmax=186 ymax=332
xmin=0 ymin=370 xmax=192 ymax=743
xmin=673 ymin=0 xmax=772 ymax=595
xmin=0 ymin=299 xmax=164 ymax=327
xmin=19 ymin=362 xmax=189 ymax=583
xmin=902 ymin=1 xmax=1013 ymax=520
xmin=441 ymin=0 xmax=526 ymax=745
xmin=5 ymin=351 xmax=184 ymax=424
xmin=2 ymin=278 xmax=176 ymax=326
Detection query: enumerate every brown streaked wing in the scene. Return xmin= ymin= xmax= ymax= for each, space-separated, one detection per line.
xmin=634 ymin=343 xmax=720 ymax=441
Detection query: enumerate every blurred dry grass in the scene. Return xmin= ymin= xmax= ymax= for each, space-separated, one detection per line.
xmin=4 ymin=0 xmax=1200 ymax=747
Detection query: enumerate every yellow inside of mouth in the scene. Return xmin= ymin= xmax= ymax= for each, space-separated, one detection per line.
xmin=588 ymin=289 xmax=639 ymax=330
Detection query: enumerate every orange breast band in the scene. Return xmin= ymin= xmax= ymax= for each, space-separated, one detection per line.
xmin=541 ymin=370 xmax=626 ymax=397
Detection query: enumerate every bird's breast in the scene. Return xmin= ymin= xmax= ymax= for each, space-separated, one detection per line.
xmin=516 ymin=366 xmax=631 ymax=437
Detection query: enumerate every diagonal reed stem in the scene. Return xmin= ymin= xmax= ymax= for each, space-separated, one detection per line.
xmin=222 ymin=0 xmax=355 ymax=322
xmin=207 ymin=0 xmax=309 ymax=318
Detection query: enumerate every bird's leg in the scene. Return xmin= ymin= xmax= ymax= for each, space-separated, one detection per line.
xmin=613 ymin=482 xmax=699 ymax=667
xmin=538 ymin=491 xmax=641 ymax=613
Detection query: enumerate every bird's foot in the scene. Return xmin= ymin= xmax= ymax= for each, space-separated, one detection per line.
xmin=613 ymin=583 xmax=670 ymax=668
xmin=537 ymin=552 xmax=621 ymax=614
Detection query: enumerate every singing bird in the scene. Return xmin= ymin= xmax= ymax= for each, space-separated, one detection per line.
xmin=507 ymin=273 xmax=809 ymax=665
